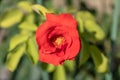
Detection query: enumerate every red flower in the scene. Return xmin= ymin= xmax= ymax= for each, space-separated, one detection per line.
xmin=36 ymin=13 xmax=81 ymax=66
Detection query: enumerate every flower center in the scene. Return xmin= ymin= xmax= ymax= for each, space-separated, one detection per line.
xmin=53 ymin=36 xmax=65 ymax=46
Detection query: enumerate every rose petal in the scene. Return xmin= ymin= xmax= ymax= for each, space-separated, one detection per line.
xmin=65 ymin=38 xmax=81 ymax=59
xmin=59 ymin=14 xmax=77 ymax=28
xmin=46 ymin=13 xmax=59 ymax=23
xmin=46 ymin=13 xmax=77 ymax=28
xmin=36 ymin=21 xmax=49 ymax=38
xmin=41 ymin=43 xmax=56 ymax=54
xmin=39 ymin=52 xmax=62 ymax=66
xmin=56 ymin=50 xmax=65 ymax=57
xmin=36 ymin=22 xmax=55 ymax=46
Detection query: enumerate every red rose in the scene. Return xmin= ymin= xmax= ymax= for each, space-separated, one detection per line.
xmin=36 ymin=13 xmax=81 ymax=66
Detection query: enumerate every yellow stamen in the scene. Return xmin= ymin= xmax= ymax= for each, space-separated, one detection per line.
xmin=53 ymin=37 xmax=65 ymax=46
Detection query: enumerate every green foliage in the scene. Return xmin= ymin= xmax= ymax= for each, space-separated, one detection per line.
xmin=45 ymin=64 xmax=55 ymax=73
xmin=90 ymin=45 xmax=103 ymax=67
xmin=76 ymin=11 xmax=95 ymax=21
xmin=77 ymin=18 xmax=84 ymax=33
xmin=2 ymin=1 xmax=48 ymax=72
xmin=79 ymin=41 xmax=108 ymax=73
xmin=80 ymin=40 xmax=90 ymax=66
xmin=81 ymin=32 xmax=97 ymax=42
xmin=32 ymin=4 xmax=51 ymax=16
xmin=0 ymin=9 xmax=23 ymax=28
xmin=85 ymin=20 xmax=105 ymax=40
xmin=41 ymin=63 xmax=55 ymax=73
xmin=26 ymin=36 xmax=39 ymax=64
xmin=96 ymin=54 xmax=108 ymax=73
xmin=9 ymin=33 xmax=29 ymax=51
xmin=76 ymin=11 xmax=105 ymax=41
xmin=53 ymin=65 xmax=66 ymax=80
xmin=76 ymin=11 xmax=108 ymax=73
xmin=25 ymin=13 xmax=35 ymax=23
xmin=6 ymin=44 xmax=26 ymax=72
xmin=19 ymin=21 xmax=37 ymax=31
xmin=17 ymin=1 xmax=32 ymax=13
xmin=89 ymin=45 xmax=108 ymax=73
xmin=64 ymin=60 xmax=76 ymax=72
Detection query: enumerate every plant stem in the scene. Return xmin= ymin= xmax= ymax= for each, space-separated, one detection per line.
xmin=110 ymin=0 xmax=120 ymax=79
xmin=111 ymin=0 xmax=120 ymax=41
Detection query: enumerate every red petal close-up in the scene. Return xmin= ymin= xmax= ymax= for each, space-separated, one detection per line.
xmin=36 ymin=13 xmax=81 ymax=66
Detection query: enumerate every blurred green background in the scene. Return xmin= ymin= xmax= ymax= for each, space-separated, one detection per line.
xmin=0 ymin=0 xmax=120 ymax=80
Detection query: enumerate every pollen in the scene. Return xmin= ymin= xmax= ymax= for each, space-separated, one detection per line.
xmin=53 ymin=36 xmax=65 ymax=46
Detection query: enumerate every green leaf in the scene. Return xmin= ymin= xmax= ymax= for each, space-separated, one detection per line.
xmin=32 ymin=4 xmax=51 ymax=16
xmin=19 ymin=21 xmax=37 ymax=31
xmin=45 ymin=64 xmax=55 ymax=73
xmin=80 ymin=40 xmax=90 ymax=66
xmin=25 ymin=13 xmax=35 ymax=23
xmin=76 ymin=11 xmax=95 ymax=33
xmin=41 ymin=63 xmax=55 ymax=73
xmin=9 ymin=34 xmax=29 ymax=51
xmin=81 ymin=32 xmax=97 ymax=42
xmin=97 ymin=54 xmax=108 ymax=73
xmin=90 ymin=45 xmax=108 ymax=73
xmin=76 ymin=11 xmax=95 ymax=21
xmin=17 ymin=1 xmax=32 ymax=13
xmin=85 ymin=20 xmax=105 ymax=40
xmin=0 ymin=9 xmax=23 ymax=28
xmin=6 ymin=44 xmax=26 ymax=72
xmin=90 ymin=45 xmax=103 ymax=67
xmin=53 ymin=65 xmax=66 ymax=80
xmin=20 ymin=29 xmax=32 ymax=35
xmin=76 ymin=17 xmax=84 ymax=33
xmin=64 ymin=60 xmax=75 ymax=72
xmin=26 ymin=36 xmax=38 ymax=64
